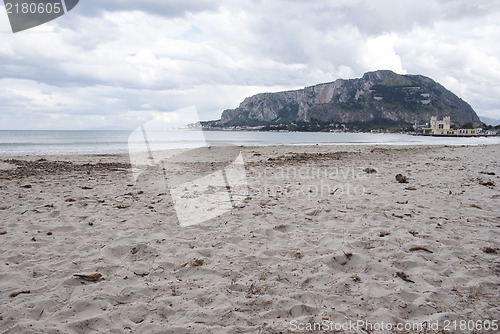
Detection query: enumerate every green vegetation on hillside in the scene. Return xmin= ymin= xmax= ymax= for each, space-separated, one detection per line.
xmin=277 ymin=103 xmax=299 ymax=123
xmin=259 ymin=118 xmax=413 ymax=132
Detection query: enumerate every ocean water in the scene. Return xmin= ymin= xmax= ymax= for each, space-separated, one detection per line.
xmin=0 ymin=130 xmax=499 ymax=156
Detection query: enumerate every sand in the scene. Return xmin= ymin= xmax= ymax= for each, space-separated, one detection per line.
xmin=0 ymin=144 xmax=499 ymax=333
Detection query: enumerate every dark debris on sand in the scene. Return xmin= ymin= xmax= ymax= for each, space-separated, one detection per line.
xmin=0 ymin=159 xmax=131 ymax=179
xmin=395 ymin=174 xmax=408 ymax=183
xmin=256 ymin=152 xmax=349 ymax=167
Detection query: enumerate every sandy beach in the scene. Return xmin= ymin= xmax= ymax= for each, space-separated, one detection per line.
xmin=0 ymin=144 xmax=499 ymax=333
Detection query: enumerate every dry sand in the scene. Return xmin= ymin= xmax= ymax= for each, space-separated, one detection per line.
xmin=0 ymin=144 xmax=499 ymax=333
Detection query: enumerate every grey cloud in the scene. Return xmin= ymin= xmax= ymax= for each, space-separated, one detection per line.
xmin=1 ymin=0 xmax=499 ymax=130
xmin=70 ymin=0 xmax=219 ymax=17
xmin=244 ymin=0 xmax=500 ymax=38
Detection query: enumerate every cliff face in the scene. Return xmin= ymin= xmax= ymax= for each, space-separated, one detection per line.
xmin=220 ymin=70 xmax=480 ymax=126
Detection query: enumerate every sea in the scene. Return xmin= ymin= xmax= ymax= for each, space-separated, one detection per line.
xmin=0 ymin=130 xmax=499 ymax=156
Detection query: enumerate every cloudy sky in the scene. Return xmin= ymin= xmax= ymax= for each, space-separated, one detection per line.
xmin=0 ymin=0 xmax=499 ymax=129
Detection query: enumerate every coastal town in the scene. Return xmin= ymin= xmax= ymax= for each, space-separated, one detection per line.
xmin=202 ymin=116 xmax=500 ymax=136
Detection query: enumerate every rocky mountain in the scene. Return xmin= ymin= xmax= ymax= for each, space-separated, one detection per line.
xmin=219 ymin=70 xmax=480 ymax=128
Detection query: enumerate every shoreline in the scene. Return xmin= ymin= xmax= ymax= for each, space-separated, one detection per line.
xmin=2 ymin=131 xmax=500 ymax=157
xmin=1 ymin=144 xmax=499 ymax=333
xmin=1 ymin=141 xmax=500 ymax=159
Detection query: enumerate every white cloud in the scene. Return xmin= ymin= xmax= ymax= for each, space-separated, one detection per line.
xmin=360 ymin=34 xmax=405 ymax=74
xmin=0 ymin=0 xmax=499 ymax=129
xmin=395 ymin=14 xmax=500 ymax=119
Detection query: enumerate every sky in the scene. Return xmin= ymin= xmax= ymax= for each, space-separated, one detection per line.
xmin=0 ymin=0 xmax=499 ymax=130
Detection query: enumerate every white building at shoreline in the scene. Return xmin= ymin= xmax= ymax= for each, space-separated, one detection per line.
xmin=422 ymin=116 xmax=479 ymax=136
